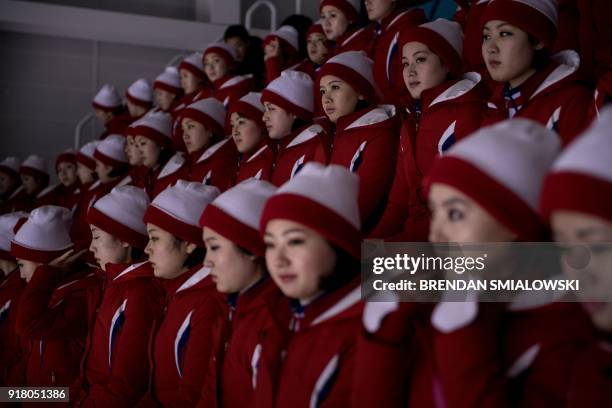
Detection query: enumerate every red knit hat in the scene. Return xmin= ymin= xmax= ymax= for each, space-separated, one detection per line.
xmin=55 ymin=149 xmax=76 ymax=171
xmin=317 ymin=50 xmax=378 ymax=102
xmin=320 ymin=0 xmax=360 ymax=22
xmin=19 ymin=155 xmax=49 ymax=184
xmin=306 ymin=20 xmax=325 ymax=38
xmin=0 ymin=212 xmax=27 ymax=261
xmin=76 ymin=141 xmax=100 ymax=170
xmin=260 ymin=162 xmax=361 ymax=259
xmin=87 ymin=186 xmax=150 ymax=249
xmin=93 ymin=135 xmax=128 ymax=168
xmin=11 ymin=206 xmax=73 ymax=263
xmin=126 ymin=78 xmax=153 ymax=108
xmin=228 ymin=92 xmax=266 ymax=131
xmin=200 ymin=179 xmax=276 ymax=256
xmin=540 ymin=107 xmax=612 ymax=224
xmin=143 ymin=180 xmax=220 ymax=246
xmin=481 ymin=0 xmax=558 ymax=48
xmin=425 ymin=118 xmax=561 ymax=241
xmin=261 ymin=70 xmax=315 ymax=121
xmin=180 ymin=98 xmax=227 ymax=137
xmin=203 ymin=42 xmax=238 ymax=71
xmin=179 ymin=52 xmax=206 ymax=80
xmin=400 ymin=18 xmax=464 ymax=78
xmin=92 ymin=84 xmax=122 ymax=112
xmin=131 ymin=111 xmax=173 ymax=148
xmin=154 ymin=66 xmax=181 ymax=94
xmin=0 ymin=157 xmax=20 ymax=179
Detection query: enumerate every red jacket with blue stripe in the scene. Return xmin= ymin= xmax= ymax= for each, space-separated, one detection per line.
xmin=74 ymin=261 xmax=165 ymax=407
xmin=16 ymin=264 xmax=101 ymax=388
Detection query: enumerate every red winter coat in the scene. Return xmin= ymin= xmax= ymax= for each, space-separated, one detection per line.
xmin=148 ymin=266 xmax=226 ymax=407
xmin=318 ymin=106 xmax=399 ymax=231
xmin=211 ymin=75 xmax=255 ymax=108
xmin=74 ymin=261 xmax=165 ymax=407
xmin=483 ymin=51 xmax=593 ymax=146
xmin=371 ymin=73 xmax=487 ymax=241
xmin=567 ymin=333 xmax=612 ymax=407
xmin=150 ymin=153 xmax=186 ymax=198
xmin=333 ymin=27 xmax=376 ymax=56
xmin=271 ymin=124 xmax=328 ymax=187
xmin=431 ymin=300 xmax=596 ymax=407
xmin=352 ymin=301 xmax=438 ymax=408
xmin=16 ymin=265 xmax=101 ymax=388
xmin=190 ymin=139 xmax=239 ymax=192
xmin=0 ymin=269 xmax=26 ymax=386
xmin=369 ymin=8 xmax=427 ymax=106
xmin=100 ymin=112 xmax=132 ymax=140
xmin=234 ymin=142 xmax=275 ymax=185
xmin=254 ymin=280 xmax=363 ymax=408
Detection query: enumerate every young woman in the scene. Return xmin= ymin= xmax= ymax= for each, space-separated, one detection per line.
xmin=178 ymin=98 xmax=238 ymax=192
xmin=540 ymin=107 xmax=612 ymax=406
xmin=130 ymin=111 xmax=175 ymax=198
xmin=372 ymin=19 xmax=487 ymax=240
xmin=261 ymin=70 xmax=327 ymax=186
xmin=15 ymin=155 xmax=49 ymax=212
xmin=201 ymin=43 xmax=255 ymax=107
xmin=453 ymin=0 xmax=492 ymax=86
xmin=0 ymin=157 xmax=22 ymax=215
xmin=424 ymin=119 xmax=594 ymax=406
xmin=92 ymin=84 xmax=131 ymax=140
xmin=229 ymin=92 xmax=275 ymax=184
xmin=74 ymin=185 xmax=164 ymax=406
xmin=263 ymin=26 xmax=301 ymax=83
xmin=320 ymin=0 xmax=373 ymax=55
xmin=37 ymin=150 xmax=81 ymax=209
xmin=153 ymin=66 xmax=182 ymax=113
xmin=171 ymin=53 xmax=209 ymax=151
xmin=199 ymin=179 xmax=283 ymax=407
xmin=125 ymin=78 xmax=153 ymax=120
xmin=254 ymin=163 xmax=363 ymax=406
xmin=141 ymin=180 xmax=225 ymax=406
xmin=91 ymin=135 xmax=132 ymax=201
xmin=11 ymin=206 xmax=100 ymax=390
xmin=317 ymin=50 xmax=399 ymax=231
xmin=365 ymin=0 xmax=427 ymax=106
xmin=480 ymin=0 xmax=593 ymax=145
xmin=0 ymin=212 xmax=27 ymax=386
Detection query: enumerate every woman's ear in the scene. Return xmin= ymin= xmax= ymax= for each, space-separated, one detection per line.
xmin=186 ymin=242 xmax=198 ymax=255
xmin=121 ymin=241 xmax=130 ymax=249
xmin=358 ymin=94 xmax=365 ymax=101
xmin=534 ymin=42 xmax=545 ymax=51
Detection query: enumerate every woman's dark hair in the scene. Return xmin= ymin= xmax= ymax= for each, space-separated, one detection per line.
xmin=130 ymin=247 xmax=145 ymax=262
xmin=224 ymin=25 xmax=250 ymax=42
xmin=319 ymin=245 xmax=360 ymax=293
xmin=528 ymin=35 xmax=551 ymax=70
xmin=291 ymin=118 xmax=308 ymax=132
xmin=172 ymin=237 xmax=206 ymax=269
xmin=355 ymin=99 xmax=372 ymax=112
xmin=280 ymin=14 xmax=313 ymax=59
xmin=156 ymin=145 xmax=175 ymax=168
xmin=236 ymin=244 xmax=270 ymax=276
xmin=107 ymin=162 xmax=130 ymax=179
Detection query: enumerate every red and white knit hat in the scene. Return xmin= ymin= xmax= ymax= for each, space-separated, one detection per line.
xmin=306 ymin=20 xmax=325 ymax=38
xmin=181 ymin=98 xmax=227 ymax=137
xmin=228 ymin=92 xmax=266 ymax=130
xmin=11 ymin=205 xmax=73 ymax=263
xmin=131 ymin=111 xmax=173 ymax=147
xmin=200 ymin=179 xmax=276 ymax=256
xmin=94 ymin=135 xmax=128 ymax=167
xmin=400 ymin=18 xmax=464 ymax=78
xmin=540 ymin=106 xmax=612 ymax=224
xmin=87 ymin=185 xmax=150 ymax=249
xmin=19 ymin=155 xmax=49 ymax=182
xmin=425 ymin=118 xmax=560 ymax=241
xmin=126 ymin=78 xmax=153 ymax=108
xmin=260 ymin=162 xmax=361 ymax=259
xmin=482 ymin=0 xmax=558 ymax=48
xmin=154 ymin=66 xmax=181 ymax=94
xmin=261 ymin=70 xmax=315 ymax=121
xmin=203 ymin=42 xmax=238 ymax=71
xmin=0 ymin=157 xmax=20 ymax=178
xmin=92 ymin=84 xmax=122 ymax=112
xmin=264 ymin=25 xmax=299 ymax=55
xmin=317 ymin=50 xmax=377 ymax=102
xmin=76 ymin=141 xmax=100 ymax=170
xmin=320 ymin=0 xmax=360 ymax=22
xmin=179 ymin=52 xmax=206 ymax=80
xmin=143 ymin=180 xmax=220 ymax=246
xmin=0 ymin=212 xmax=27 ymax=261
xmin=55 ymin=149 xmax=76 ymax=170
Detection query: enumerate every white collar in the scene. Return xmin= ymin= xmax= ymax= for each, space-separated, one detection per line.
xmin=286 ymin=124 xmax=323 ymax=149
xmin=157 ymin=152 xmax=185 ymax=179
xmin=176 ymin=266 xmax=210 ymax=293
xmin=197 ymin=139 xmax=230 ymax=163
xmin=345 ymin=105 xmax=396 ymax=131
xmin=429 ymin=72 xmax=481 ymax=108
xmin=311 ymin=286 xmax=361 ymax=326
